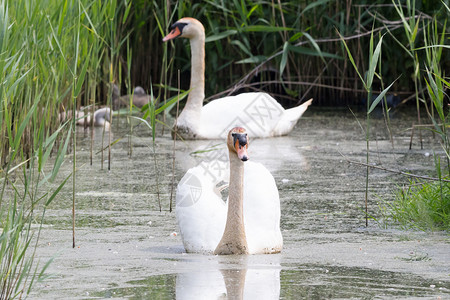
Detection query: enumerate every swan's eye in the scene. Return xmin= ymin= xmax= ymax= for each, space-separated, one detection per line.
xmin=163 ymin=22 xmax=188 ymax=42
xmin=170 ymin=22 xmax=187 ymax=34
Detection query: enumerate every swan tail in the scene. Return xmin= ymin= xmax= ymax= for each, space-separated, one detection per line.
xmin=273 ymin=98 xmax=312 ymax=136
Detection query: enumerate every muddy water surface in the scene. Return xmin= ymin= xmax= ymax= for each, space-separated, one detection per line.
xmin=34 ymin=107 xmax=449 ymax=299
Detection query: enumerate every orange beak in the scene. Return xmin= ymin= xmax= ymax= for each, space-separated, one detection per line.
xmin=162 ymin=26 xmax=182 ymax=42
xmin=235 ymin=140 xmax=249 ymax=161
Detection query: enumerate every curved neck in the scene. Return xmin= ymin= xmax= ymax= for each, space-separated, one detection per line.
xmin=214 ymin=152 xmax=248 ymax=255
xmin=186 ymin=34 xmax=205 ymax=111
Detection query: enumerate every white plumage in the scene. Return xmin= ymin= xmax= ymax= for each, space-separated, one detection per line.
xmin=176 ymin=159 xmax=283 ymax=254
xmin=164 ymin=17 xmax=312 ymax=139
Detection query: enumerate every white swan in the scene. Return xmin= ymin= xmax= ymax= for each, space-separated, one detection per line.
xmin=77 ymin=107 xmax=112 ymax=130
xmin=163 ymin=17 xmax=312 ymax=139
xmin=59 ymin=107 xmax=112 ymax=130
xmin=176 ymin=127 xmax=283 ymax=254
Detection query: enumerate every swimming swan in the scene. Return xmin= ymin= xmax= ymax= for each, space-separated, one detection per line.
xmin=176 ymin=127 xmax=283 ymax=254
xmin=112 ymin=84 xmax=152 ymax=110
xmin=163 ymin=17 xmax=312 ymax=139
xmin=60 ymin=107 xmax=112 ymax=130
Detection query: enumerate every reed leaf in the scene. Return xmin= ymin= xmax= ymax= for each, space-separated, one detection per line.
xmin=155 ymin=90 xmax=189 ymax=115
xmin=337 ymin=30 xmax=366 ymax=90
xmin=73 ymin=47 xmax=92 ymax=97
xmin=236 ymin=55 xmax=267 ymax=64
xmin=301 ymin=0 xmax=332 ymax=16
xmin=287 ymin=44 xmax=342 ymax=59
xmin=366 ymin=34 xmax=384 ymax=89
xmin=367 ymin=79 xmax=398 ymax=114
xmin=206 ymin=30 xmax=238 ymax=43
xmin=302 ymin=32 xmax=326 ymax=63
xmin=50 ymin=123 xmax=72 ymax=183
xmin=241 ymin=25 xmax=293 ymax=32
xmin=280 ymin=41 xmax=289 ymax=76
xmin=12 ymin=99 xmax=39 ymax=157
xmin=46 ymin=173 xmax=72 ymax=207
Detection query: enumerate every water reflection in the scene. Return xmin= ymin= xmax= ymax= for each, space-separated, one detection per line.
xmin=91 ymin=260 xmax=447 ymax=299
xmin=75 ymin=125 xmax=115 ymax=144
xmin=176 ymin=256 xmax=281 ymax=300
xmin=176 ymin=135 xmax=309 ymax=175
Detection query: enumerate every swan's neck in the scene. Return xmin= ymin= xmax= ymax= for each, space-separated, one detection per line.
xmin=186 ymin=35 xmax=205 ymax=110
xmin=214 ymin=153 xmax=248 ymax=255
xmin=175 ymin=34 xmax=205 ymax=138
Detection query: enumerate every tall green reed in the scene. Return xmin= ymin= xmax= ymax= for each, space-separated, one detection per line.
xmin=0 ymin=0 xmax=75 ymax=294
xmin=339 ymin=26 xmax=397 ymax=226
xmin=422 ymin=17 xmax=449 ymax=173
xmin=370 ymin=5 xmax=449 ymax=231
xmin=391 ymin=0 xmax=425 ymax=148
xmin=0 ymin=0 xmax=131 ymax=294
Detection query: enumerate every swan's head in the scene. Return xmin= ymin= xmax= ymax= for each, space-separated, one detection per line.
xmin=162 ymin=17 xmax=205 ymax=42
xmin=134 ymin=86 xmax=146 ymax=96
xmin=227 ymin=127 xmax=249 ymax=162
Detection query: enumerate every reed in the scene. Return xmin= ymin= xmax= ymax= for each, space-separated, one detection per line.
xmin=339 ymin=26 xmax=397 ymax=226
xmin=3 ymin=1 xmax=446 ymax=168
xmin=377 ymin=5 xmax=449 ymax=231
xmin=422 ymin=17 xmax=449 ymax=173
xmin=0 ymin=0 xmax=74 ymax=287
xmin=0 ymin=0 xmax=129 ymax=294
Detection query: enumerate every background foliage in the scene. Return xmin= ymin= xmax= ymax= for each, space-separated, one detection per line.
xmin=122 ymin=0 xmax=449 ymax=107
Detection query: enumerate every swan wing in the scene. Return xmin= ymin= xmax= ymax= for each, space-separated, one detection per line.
xmin=176 ymin=161 xmax=229 ymax=253
xmin=200 ymin=92 xmax=287 ymax=138
xmin=176 ymin=160 xmax=283 ymax=254
xmin=243 ymin=161 xmax=283 ymax=254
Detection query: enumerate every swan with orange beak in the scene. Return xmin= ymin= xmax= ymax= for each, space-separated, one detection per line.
xmin=163 ymin=17 xmax=312 ymax=140
xmin=176 ymin=127 xmax=283 ymax=255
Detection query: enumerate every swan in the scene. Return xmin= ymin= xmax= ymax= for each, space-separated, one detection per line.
xmin=112 ymin=84 xmax=151 ymax=110
xmin=163 ymin=17 xmax=312 ymax=139
xmin=90 ymin=107 xmax=112 ymax=130
xmin=59 ymin=107 xmax=112 ymax=130
xmin=176 ymin=127 xmax=283 ymax=254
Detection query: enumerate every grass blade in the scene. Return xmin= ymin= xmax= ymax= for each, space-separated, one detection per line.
xmin=368 ymin=78 xmax=398 ymax=114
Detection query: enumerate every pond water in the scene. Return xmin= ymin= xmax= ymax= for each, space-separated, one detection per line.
xmin=33 ymin=107 xmax=449 ymax=299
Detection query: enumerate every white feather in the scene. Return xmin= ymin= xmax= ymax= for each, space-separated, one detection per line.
xmin=176 ymin=160 xmax=283 ymax=254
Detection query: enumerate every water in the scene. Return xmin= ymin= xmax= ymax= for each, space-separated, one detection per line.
xmin=33 ymin=107 xmax=449 ymax=299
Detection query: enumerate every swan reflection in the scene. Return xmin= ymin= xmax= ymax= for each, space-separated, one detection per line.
xmin=176 ymin=135 xmax=309 ymax=174
xmin=176 ymin=256 xmax=280 ymax=300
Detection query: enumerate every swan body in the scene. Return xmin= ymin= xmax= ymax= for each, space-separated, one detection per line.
xmin=176 ymin=127 xmax=283 ymax=254
xmin=91 ymin=107 xmax=112 ymax=129
xmin=163 ymin=17 xmax=312 ymax=139
xmin=78 ymin=107 xmax=111 ymax=130
xmin=60 ymin=107 xmax=112 ymax=130
xmin=112 ymin=84 xmax=151 ymax=110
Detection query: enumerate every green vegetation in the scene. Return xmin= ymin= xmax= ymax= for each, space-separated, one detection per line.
xmin=381 ymin=1 xmax=449 ymax=232
xmin=338 ymin=1 xmax=448 ymax=232
xmin=0 ymin=0 xmax=125 ymax=297
xmin=129 ymin=1 xmax=448 ymax=107
xmin=387 ymin=179 xmax=450 ymax=231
